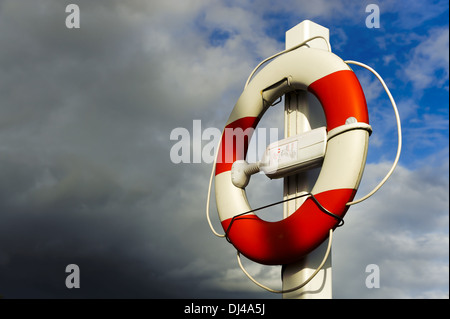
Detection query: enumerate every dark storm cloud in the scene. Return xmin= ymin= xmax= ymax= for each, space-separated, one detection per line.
xmin=0 ymin=0 xmax=273 ymax=298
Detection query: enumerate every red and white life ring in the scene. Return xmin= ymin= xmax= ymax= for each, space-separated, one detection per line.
xmin=214 ymin=46 xmax=372 ymax=265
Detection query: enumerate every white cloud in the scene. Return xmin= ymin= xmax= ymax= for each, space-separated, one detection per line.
xmin=331 ymin=160 xmax=449 ymax=298
xmin=404 ymin=27 xmax=449 ymax=90
xmin=381 ymin=0 xmax=449 ymax=29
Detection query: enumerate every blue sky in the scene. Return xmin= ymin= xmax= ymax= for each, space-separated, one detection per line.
xmin=0 ymin=0 xmax=448 ymax=299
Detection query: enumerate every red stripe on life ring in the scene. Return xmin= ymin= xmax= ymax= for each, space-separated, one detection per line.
xmin=221 ymin=188 xmax=356 ymax=265
xmin=308 ymin=70 xmax=369 ymax=130
xmin=215 ymin=116 xmax=260 ymax=176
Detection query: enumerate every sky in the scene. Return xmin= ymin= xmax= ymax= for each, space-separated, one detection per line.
xmin=0 ymin=0 xmax=448 ymax=299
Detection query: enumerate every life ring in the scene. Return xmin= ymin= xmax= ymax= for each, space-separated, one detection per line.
xmin=214 ymin=46 xmax=372 ymax=266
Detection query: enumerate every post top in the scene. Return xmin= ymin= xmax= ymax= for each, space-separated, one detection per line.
xmin=285 ymin=20 xmax=330 ymax=51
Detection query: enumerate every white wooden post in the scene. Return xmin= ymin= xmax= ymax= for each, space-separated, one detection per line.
xmin=282 ymin=20 xmax=332 ymax=299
